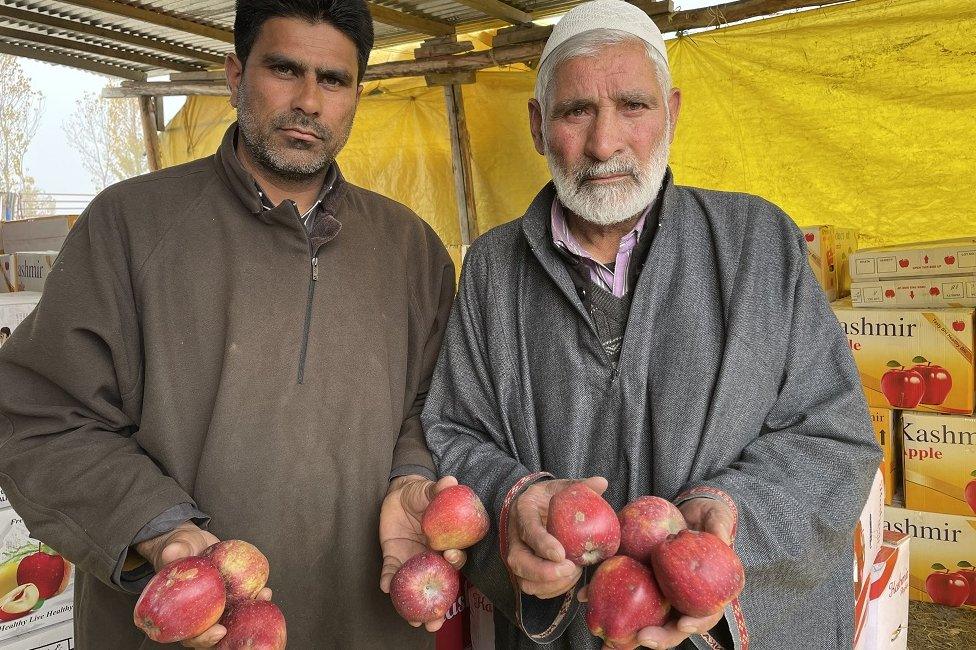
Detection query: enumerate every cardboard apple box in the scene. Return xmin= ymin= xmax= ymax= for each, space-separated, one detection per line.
xmin=831 ymin=299 xmax=975 ymax=415
xmin=901 ymin=412 xmax=976 ymax=517
xmin=835 ymin=227 xmax=859 ymax=298
xmin=0 ymin=216 xmax=76 ymax=256
xmin=14 ymin=253 xmax=58 ymax=294
xmin=3 ymin=620 xmax=73 ymax=650
xmin=884 ymin=506 xmax=976 ymax=609
xmin=851 ymin=238 xmax=976 ymax=282
xmin=852 ymin=275 xmax=976 ymax=309
xmin=800 ymin=226 xmax=838 ymax=302
xmin=854 ymin=468 xmax=885 ymax=649
xmin=864 ymin=530 xmax=909 ymax=650
xmin=870 ymin=408 xmax=899 ymax=506
xmin=466 ymin=581 xmax=494 ymax=650
xmin=0 ymin=513 xmax=74 ymax=642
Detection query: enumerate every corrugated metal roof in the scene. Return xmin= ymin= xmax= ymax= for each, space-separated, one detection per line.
xmin=0 ymin=0 xmax=669 ymax=79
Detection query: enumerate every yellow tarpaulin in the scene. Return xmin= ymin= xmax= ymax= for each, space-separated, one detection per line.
xmin=160 ymin=0 xmax=976 ymax=249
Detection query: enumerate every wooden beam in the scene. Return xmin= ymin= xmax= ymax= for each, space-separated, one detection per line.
xmin=628 ymin=1 xmax=674 ymax=17
xmin=0 ymin=39 xmax=145 ymax=79
xmin=0 ymin=5 xmax=225 ymax=65
xmin=661 ymin=0 xmax=851 ymax=32
xmin=139 ymin=95 xmax=161 ymax=170
xmin=367 ymin=2 xmax=454 ymax=36
xmin=444 ymin=84 xmax=478 ymax=245
xmin=55 ymin=0 xmax=234 ymax=43
xmin=0 ymin=25 xmax=199 ymax=71
xmin=451 ymin=0 xmax=531 ymax=25
xmin=154 ymin=95 xmax=165 ymax=131
xmin=102 ymin=79 xmax=227 ymax=97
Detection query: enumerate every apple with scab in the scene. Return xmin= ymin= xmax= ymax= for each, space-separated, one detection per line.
xmin=924 ymin=564 xmax=969 ymax=607
xmin=422 ymin=484 xmax=490 ymax=551
xmin=617 ymin=496 xmax=686 ymax=564
xmin=215 ymin=599 xmax=287 ymax=650
xmin=202 ymin=540 xmax=269 ymax=604
xmin=133 ymin=556 xmax=227 ymax=643
xmin=880 ymin=361 xmax=925 ymax=408
xmin=546 ymin=484 xmax=620 ymax=566
xmin=586 ymin=556 xmax=670 ymax=650
xmin=16 ymin=545 xmax=71 ymax=599
xmin=650 ymin=529 xmax=745 ymax=617
xmin=389 ymin=551 xmax=459 ymax=623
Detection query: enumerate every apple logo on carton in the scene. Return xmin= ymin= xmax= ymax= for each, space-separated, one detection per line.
xmin=925 ymin=563 xmax=969 ymax=607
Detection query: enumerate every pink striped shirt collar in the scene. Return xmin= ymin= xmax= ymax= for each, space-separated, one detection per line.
xmin=550 ymin=200 xmax=649 ymax=298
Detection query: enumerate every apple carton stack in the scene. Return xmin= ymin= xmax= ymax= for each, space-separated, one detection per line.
xmin=0 ymin=224 xmax=76 ymax=648
xmin=800 ymin=225 xmax=859 ymax=302
xmin=828 ymin=238 xmax=976 ymax=621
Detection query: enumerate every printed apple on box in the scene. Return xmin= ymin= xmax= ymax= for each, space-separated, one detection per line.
xmin=851 ymin=275 xmax=976 ymax=309
xmin=884 ymin=506 xmax=976 ymax=609
xmin=870 ymin=408 xmax=899 ymax=505
xmin=1 ymin=254 xmax=20 ymax=292
xmin=851 ymin=238 xmax=976 ymax=282
xmin=800 ymin=226 xmax=838 ymax=301
xmin=901 ymin=412 xmax=976 ymax=517
xmin=0 ymin=513 xmax=73 ymax=641
xmin=864 ymin=530 xmax=909 ymax=650
xmin=831 ymin=299 xmax=975 ymax=415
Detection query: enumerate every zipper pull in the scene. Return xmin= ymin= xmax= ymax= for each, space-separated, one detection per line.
xmin=311 ymin=257 xmax=318 ymax=281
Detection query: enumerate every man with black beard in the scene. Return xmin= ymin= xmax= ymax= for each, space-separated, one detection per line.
xmin=0 ymin=1 xmax=461 ymax=647
xmin=422 ymin=1 xmax=880 ymax=649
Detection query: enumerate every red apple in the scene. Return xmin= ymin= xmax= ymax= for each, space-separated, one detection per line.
xmin=924 ymin=564 xmax=969 ymax=607
xmin=880 ymin=362 xmax=925 ymax=408
xmin=586 ymin=556 xmax=670 ymax=649
xmin=911 ymin=357 xmax=952 ymax=406
xmin=421 ymin=484 xmax=490 ymax=551
xmin=965 ymin=471 xmax=976 ymax=516
xmin=899 ymin=259 xmax=910 ymax=268
xmin=650 ymin=530 xmax=745 ymax=617
xmin=617 ymin=496 xmax=687 ymax=564
xmin=202 ymin=540 xmax=269 ymax=604
xmin=215 ymin=600 xmax=286 ymax=649
xmin=946 ymin=255 xmax=956 ymax=265
xmin=884 ymin=289 xmax=895 ymax=298
xmin=546 ymin=484 xmax=620 ymax=566
xmin=389 ymin=551 xmax=459 ymax=623
xmin=133 ymin=556 xmax=227 ymax=643
xmin=954 ymin=320 xmax=967 ymax=332
xmin=16 ymin=545 xmax=69 ymax=599
xmin=956 ymin=562 xmax=976 ymax=606
xmin=804 ymin=233 xmax=815 ymax=243
xmin=930 ymin=286 xmax=941 ymax=296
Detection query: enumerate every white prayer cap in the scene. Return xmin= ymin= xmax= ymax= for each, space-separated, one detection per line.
xmin=539 ymin=0 xmax=668 ymax=67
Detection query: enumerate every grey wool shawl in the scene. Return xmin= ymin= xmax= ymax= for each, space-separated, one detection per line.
xmin=422 ymin=171 xmax=882 ymax=649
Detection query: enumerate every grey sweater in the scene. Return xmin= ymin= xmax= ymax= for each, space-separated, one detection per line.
xmin=422 ymin=173 xmax=881 ymax=649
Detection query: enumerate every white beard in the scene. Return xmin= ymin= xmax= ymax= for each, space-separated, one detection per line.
xmin=547 ymin=129 xmax=670 ymax=227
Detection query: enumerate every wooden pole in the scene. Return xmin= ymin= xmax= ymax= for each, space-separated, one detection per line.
xmin=444 ymin=83 xmax=479 ymax=246
xmin=139 ymin=96 xmax=162 ymax=172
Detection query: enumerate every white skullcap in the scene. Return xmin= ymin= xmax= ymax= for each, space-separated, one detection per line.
xmin=539 ymin=0 xmax=668 ymax=67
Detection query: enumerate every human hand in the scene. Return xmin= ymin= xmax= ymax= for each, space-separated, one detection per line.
xmin=133 ymin=521 xmax=272 ymax=647
xmin=505 ymin=476 xmax=608 ymax=599
xmin=379 ymin=474 xmax=467 ymax=632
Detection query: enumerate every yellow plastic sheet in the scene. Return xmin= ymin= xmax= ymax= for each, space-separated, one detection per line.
xmin=161 ymin=0 xmax=976 ymax=249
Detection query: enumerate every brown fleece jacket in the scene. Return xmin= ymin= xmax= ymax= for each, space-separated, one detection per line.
xmin=0 ymin=125 xmax=453 ymax=648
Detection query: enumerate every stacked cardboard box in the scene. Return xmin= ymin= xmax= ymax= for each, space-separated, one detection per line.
xmin=0 ymin=217 xmax=77 ymax=256
xmin=800 ymin=225 xmax=859 ymax=301
xmin=830 ymin=238 xmax=976 ymax=623
xmin=0 ymin=230 xmax=75 ymax=646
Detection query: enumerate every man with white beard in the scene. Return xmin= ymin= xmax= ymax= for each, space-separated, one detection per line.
xmin=422 ymin=1 xmax=880 ymax=649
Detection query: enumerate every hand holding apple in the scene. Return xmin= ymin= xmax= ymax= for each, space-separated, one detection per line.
xmin=379 ymin=474 xmax=467 ymax=632
xmin=505 ymin=477 xmax=608 ymax=599
xmin=618 ymin=496 xmax=687 ymax=563
xmin=546 ymin=482 xmax=620 ymax=566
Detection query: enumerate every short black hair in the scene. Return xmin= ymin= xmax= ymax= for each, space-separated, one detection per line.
xmin=234 ymin=0 xmax=374 ymax=82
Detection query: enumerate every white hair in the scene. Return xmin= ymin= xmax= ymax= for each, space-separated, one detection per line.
xmin=534 ymin=28 xmax=671 ymax=136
